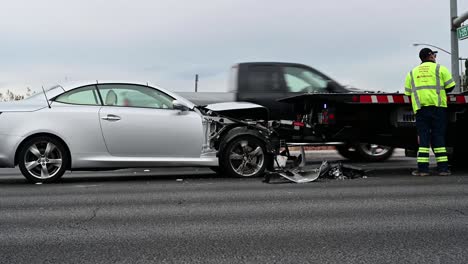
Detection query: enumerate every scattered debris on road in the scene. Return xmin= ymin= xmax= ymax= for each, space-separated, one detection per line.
xmin=264 ymin=147 xmax=368 ymax=183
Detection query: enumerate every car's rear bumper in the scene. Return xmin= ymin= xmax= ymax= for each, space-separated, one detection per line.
xmin=0 ymin=134 xmax=23 ymax=168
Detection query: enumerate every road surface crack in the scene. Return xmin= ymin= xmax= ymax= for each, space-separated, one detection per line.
xmin=85 ymin=207 xmax=100 ymax=222
xmin=69 ymin=207 xmax=101 ymax=228
xmin=451 ymin=209 xmax=467 ymax=217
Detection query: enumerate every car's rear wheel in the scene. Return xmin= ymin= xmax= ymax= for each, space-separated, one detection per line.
xmin=18 ymin=136 xmax=69 ymax=183
xmin=221 ymin=136 xmax=269 ymax=178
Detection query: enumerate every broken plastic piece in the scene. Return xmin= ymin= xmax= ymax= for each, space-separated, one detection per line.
xmin=265 ymin=159 xmax=368 ymax=183
xmin=276 ymin=168 xmax=321 ymax=183
xmin=264 ymin=161 xmax=328 ymax=183
xmin=274 ymin=155 xmax=288 ymax=168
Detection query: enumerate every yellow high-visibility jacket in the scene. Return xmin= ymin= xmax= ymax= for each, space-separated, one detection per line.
xmin=404 ymin=62 xmax=455 ymax=113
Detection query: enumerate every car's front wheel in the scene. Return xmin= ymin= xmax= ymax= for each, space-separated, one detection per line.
xmin=221 ymin=136 xmax=269 ymax=178
xmin=18 ymin=136 xmax=69 ymax=183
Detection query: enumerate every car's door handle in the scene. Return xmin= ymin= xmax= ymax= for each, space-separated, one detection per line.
xmin=101 ymin=115 xmax=121 ymax=121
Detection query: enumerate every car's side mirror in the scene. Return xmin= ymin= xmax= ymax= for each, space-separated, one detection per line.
xmin=172 ymin=100 xmax=191 ymax=112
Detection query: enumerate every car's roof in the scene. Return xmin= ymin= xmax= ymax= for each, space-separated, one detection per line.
xmin=57 ymin=80 xmax=163 ymax=91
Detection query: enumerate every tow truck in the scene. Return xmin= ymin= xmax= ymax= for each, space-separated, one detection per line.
xmin=279 ymin=92 xmax=468 ymax=164
xmin=179 ymin=62 xmax=396 ymax=162
xmin=179 ymin=61 xmax=468 ymax=166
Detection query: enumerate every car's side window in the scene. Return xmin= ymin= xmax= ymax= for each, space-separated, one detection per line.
xmin=97 ymin=84 xmax=175 ymax=109
xmin=283 ymin=67 xmax=328 ymax=93
xmin=54 ymin=85 xmax=101 ymax=105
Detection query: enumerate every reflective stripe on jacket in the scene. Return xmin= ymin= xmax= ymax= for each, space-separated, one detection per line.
xmin=404 ymin=62 xmax=455 ymax=113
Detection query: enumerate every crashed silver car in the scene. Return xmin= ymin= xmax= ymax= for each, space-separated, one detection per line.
xmin=0 ymin=82 xmax=274 ymax=183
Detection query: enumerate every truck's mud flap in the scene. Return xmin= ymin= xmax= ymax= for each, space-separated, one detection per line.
xmin=264 ymin=159 xmax=368 ymax=184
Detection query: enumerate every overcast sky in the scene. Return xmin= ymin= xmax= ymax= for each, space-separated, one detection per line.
xmin=0 ymin=0 xmax=467 ymax=94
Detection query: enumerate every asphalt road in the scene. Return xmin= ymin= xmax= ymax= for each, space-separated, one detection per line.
xmin=0 ymin=150 xmax=467 ymax=264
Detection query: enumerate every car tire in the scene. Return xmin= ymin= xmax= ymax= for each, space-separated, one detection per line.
xmin=220 ymin=136 xmax=269 ymax=178
xmin=355 ymin=143 xmax=394 ymax=162
xmin=337 ymin=143 xmax=394 ymax=162
xmin=209 ymin=166 xmax=222 ymax=174
xmin=18 ymin=136 xmax=69 ymax=183
xmin=336 ymin=145 xmax=360 ymax=160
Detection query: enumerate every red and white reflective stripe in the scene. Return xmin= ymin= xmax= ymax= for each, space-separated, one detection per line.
xmin=359 ymin=94 xmax=468 ymax=104
xmin=448 ymin=95 xmax=468 ymax=103
xmin=359 ymin=95 xmax=411 ymax=104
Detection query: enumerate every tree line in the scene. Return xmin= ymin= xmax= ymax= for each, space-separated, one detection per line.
xmin=0 ymin=88 xmax=33 ymax=101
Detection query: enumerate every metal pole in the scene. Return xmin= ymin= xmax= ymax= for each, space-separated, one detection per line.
xmin=453 ymin=11 xmax=468 ymax=27
xmin=450 ymin=0 xmax=460 ymax=93
xmin=195 ymin=74 xmax=199 ymax=92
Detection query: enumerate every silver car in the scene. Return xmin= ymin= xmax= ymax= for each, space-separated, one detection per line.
xmin=0 ymin=82 xmax=272 ymax=183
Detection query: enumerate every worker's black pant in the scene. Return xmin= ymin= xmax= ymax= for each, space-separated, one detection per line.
xmin=415 ymin=106 xmax=449 ymax=172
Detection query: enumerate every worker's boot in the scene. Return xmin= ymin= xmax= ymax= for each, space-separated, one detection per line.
xmin=411 ymin=170 xmax=430 ymax=176
xmin=438 ymin=171 xmax=451 ymax=176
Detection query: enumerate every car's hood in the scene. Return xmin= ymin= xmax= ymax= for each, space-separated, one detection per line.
xmin=0 ymin=100 xmax=48 ymax=112
xmin=203 ymin=102 xmax=268 ymax=120
xmin=204 ymin=102 xmax=265 ymax=111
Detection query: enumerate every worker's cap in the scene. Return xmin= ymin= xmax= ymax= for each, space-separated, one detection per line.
xmin=419 ymin=48 xmax=438 ymax=60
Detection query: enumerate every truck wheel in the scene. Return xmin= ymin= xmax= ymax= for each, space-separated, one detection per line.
xmin=337 ymin=144 xmax=393 ymax=162
xmin=336 ymin=145 xmax=360 ymax=160
xmin=220 ymin=136 xmax=268 ymax=178
xmin=355 ymin=143 xmax=394 ymax=162
xmin=18 ymin=136 xmax=69 ymax=183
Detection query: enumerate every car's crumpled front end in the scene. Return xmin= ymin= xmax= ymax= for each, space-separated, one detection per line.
xmin=192 ymin=102 xmax=278 ymax=178
xmin=195 ymin=102 xmax=276 ymax=156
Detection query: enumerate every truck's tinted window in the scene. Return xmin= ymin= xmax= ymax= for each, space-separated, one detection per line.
xmin=283 ymin=67 xmax=328 ymax=93
xmin=247 ymin=66 xmax=281 ymax=92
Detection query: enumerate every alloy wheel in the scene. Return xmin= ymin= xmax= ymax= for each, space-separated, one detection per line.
xmin=359 ymin=144 xmax=392 ymax=157
xmin=23 ymin=141 xmax=63 ymax=180
xmin=229 ymin=140 xmax=265 ymax=177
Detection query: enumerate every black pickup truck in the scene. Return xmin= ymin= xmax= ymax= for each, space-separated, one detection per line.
xmin=178 ymin=62 xmax=395 ymax=162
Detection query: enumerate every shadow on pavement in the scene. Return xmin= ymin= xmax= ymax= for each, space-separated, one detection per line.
xmin=1 ymin=156 xmax=468 ymax=185
xmin=0 ymin=167 xmax=223 ymax=185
